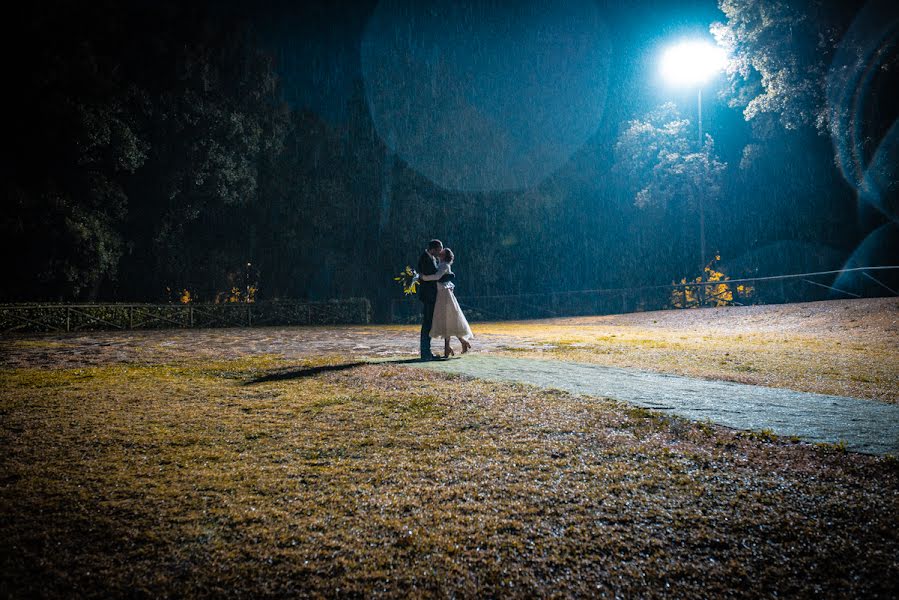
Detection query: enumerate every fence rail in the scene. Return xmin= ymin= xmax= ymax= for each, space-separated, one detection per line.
xmin=0 ymin=299 xmax=371 ymax=334
xmin=391 ymin=266 xmax=899 ymax=323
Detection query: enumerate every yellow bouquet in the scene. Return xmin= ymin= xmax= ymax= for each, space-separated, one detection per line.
xmin=394 ymin=266 xmax=419 ymax=295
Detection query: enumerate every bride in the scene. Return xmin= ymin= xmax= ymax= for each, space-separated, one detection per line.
xmin=419 ymin=247 xmax=473 ymax=357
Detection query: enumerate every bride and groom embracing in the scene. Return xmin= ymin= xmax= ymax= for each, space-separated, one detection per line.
xmin=417 ymin=239 xmax=473 ymax=361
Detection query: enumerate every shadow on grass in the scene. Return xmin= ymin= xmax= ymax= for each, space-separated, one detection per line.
xmin=245 ymin=358 xmax=424 ymax=385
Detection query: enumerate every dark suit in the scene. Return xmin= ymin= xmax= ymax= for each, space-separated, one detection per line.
xmin=417 ymin=251 xmax=438 ymax=358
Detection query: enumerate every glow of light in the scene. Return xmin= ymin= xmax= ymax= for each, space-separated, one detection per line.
xmin=660 ymin=40 xmax=727 ymax=86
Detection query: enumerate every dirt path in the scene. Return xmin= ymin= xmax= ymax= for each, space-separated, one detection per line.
xmin=416 ymin=355 xmax=899 ymax=455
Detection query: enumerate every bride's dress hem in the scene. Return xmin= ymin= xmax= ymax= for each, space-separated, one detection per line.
xmin=429 ymin=284 xmax=473 ymax=341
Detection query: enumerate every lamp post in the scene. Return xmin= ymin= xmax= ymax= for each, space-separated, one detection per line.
xmin=660 ymin=40 xmax=726 ymax=145
xmin=659 ymin=39 xmax=726 ymax=279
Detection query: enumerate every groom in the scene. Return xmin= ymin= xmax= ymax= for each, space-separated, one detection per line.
xmin=417 ymin=239 xmax=453 ymax=361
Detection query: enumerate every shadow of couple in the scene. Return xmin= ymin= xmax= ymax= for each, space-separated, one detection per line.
xmin=243 ymin=357 xmax=423 ymax=385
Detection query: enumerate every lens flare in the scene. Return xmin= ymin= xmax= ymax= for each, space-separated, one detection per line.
xmin=826 ymin=0 xmax=898 ymax=222
xmin=833 ymin=223 xmax=899 ymax=296
xmin=361 ymin=0 xmax=611 ymax=193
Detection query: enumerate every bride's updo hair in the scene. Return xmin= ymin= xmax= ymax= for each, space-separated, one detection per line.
xmin=442 ymin=248 xmax=454 ymax=263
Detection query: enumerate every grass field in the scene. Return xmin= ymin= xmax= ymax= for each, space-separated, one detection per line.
xmin=2 ymin=347 xmax=898 ymax=597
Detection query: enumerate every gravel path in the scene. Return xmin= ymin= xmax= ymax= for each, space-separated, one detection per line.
xmin=416 ymin=355 xmax=899 ymax=455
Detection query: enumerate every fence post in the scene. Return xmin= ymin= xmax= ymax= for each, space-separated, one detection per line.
xmin=189 ymin=306 xmax=194 ymax=327
xmin=66 ymin=307 xmax=70 ymax=332
xmin=247 ymin=304 xmax=252 ymax=327
xmin=129 ymin=306 xmax=133 ymax=329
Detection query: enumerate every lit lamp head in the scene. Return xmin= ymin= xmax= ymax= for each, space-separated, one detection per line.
xmin=660 ymin=40 xmax=727 ymax=86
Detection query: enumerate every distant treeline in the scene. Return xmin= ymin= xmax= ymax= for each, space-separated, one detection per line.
xmin=5 ymin=0 xmax=893 ymax=321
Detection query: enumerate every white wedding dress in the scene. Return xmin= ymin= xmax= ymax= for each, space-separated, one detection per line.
xmin=420 ymin=261 xmax=473 ymax=340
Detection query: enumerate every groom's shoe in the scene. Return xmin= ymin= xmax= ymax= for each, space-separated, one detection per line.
xmin=420 ymin=354 xmax=440 ymax=362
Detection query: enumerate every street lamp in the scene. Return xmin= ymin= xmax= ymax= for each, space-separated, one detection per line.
xmin=659 ymin=39 xmax=727 ymax=286
xmin=660 ymin=40 xmax=727 ymax=145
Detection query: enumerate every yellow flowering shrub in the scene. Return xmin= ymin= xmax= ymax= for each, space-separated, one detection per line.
xmin=670 ymin=255 xmax=753 ymax=308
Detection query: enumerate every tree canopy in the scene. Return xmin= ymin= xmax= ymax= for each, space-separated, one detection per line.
xmin=4 ymin=0 xmax=894 ymax=317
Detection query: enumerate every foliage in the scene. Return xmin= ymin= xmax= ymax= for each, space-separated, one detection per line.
xmin=615 ymin=104 xmax=728 ymax=278
xmin=710 ymin=0 xmax=854 ymax=133
xmin=711 ymin=0 xmax=897 ymax=255
xmin=615 ymin=103 xmax=727 ymax=213
xmin=213 ymin=285 xmax=256 ymax=304
xmin=121 ymin=12 xmax=290 ymax=301
xmin=669 ymin=254 xmax=755 ymax=308
xmin=4 ymin=1 xmax=289 ymax=303
xmin=4 ymin=1 xmax=150 ymax=300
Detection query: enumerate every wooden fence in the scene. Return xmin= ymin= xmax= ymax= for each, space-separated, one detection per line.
xmin=0 ymin=299 xmax=371 ymax=334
